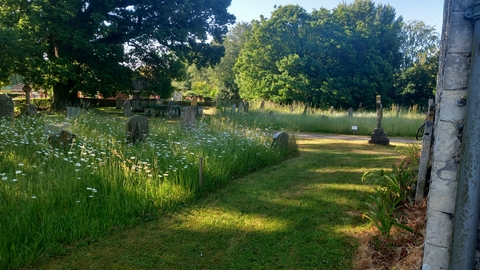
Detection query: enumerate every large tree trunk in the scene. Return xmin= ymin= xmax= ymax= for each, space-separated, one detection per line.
xmin=52 ymin=81 xmax=79 ymax=111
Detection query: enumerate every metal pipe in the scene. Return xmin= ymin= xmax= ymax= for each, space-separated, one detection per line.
xmin=449 ymin=1 xmax=480 ymax=268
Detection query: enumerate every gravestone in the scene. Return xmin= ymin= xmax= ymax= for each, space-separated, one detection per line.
xmin=329 ymin=106 xmax=335 ymax=115
xmin=0 ymin=94 xmax=14 ymax=119
xmin=396 ymin=106 xmax=401 ymax=117
xmin=132 ymin=99 xmax=142 ymax=112
xmin=231 ymin=104 xmax=236 ymax=113
xmin=238 ymin=102 xmax=244 ymax=112
xmin=197 ymin=107 xmax=204 ymax=117
xmin=368 ymin=95 xmax=389 ymax=145
xmin=123 ymin=100 xmax=132 ymax=116
xmin=244 ymin=101 xmax=249 ymax=112
xmin=116 ymin=97 xmax=123 ymax=109
xmin=48 ymin=130 xmax=77 ymax=149
xmin=272 ymin=132 xmax=289 ymax=149
xmin=260 ymin=100 xmax=265 ymax=109
xmin=22 ymin=104 xmax=38 ymax=117
xmin=303 ymin=102 xmax=309 ymax=115
xmin=44 ymin=122 xmax=70 ymax=136
xmin=290 ymin=104 xmax=294 ymax=113
xmin=168 ymin=101 xmax=176 ymax=117
xmin=126 ymin=115 xmax=149 ymax=143
xmin=358 ymin=102 xmax=363 ymax=112
xmin=182 ymin=106 xmax=196 ymax=127
xmin=348 ymin=107 xmax=353 ymax=117
xmin=66 ymin=107 xmax=80 ymax=118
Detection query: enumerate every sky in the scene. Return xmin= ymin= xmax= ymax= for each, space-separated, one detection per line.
xmin=228 ymin=0 xmax=444 ymax=32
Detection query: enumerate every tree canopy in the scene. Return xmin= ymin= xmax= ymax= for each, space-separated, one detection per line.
xmin=0 ymin=0 xmax=235 ymax=109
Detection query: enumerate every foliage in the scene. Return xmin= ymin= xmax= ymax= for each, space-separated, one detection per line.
xmin=0 ymin=0 xmax=235 ymax=109
xmin=13 ymin=98 xmax=51 ymax=112
xmin=361 ymin=144 xmax=420 ymax=237
xmin=234 ymin=1 xmax=403 ymax=109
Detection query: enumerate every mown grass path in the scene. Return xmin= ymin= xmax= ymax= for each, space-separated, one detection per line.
xmin=34 ymin=137 xmax=407 ymax=270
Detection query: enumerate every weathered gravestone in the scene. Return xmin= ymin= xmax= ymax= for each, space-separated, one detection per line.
xmin=167 ymin=101 xmax=176 ymax=117
xmin=238 ymin=102 xmax=244 ymax=112
xmin=48 ymin=130 xmax=77 ymax=149
xmin=0 ymin=94 xmax=14 ymax=119
xmin=126 ymin=115 xmax=149 ymax=143
xmin=329 ymin=106 xmax=335 ymax=115
xmin=231 ymin=104 xmax=236 ymax=113
xmin=348 ymin=107 xmax=353 ymax=117
xmin=182 ymin=106 xmax=196 ymax=127
xmin=116 ymin=97 xmax=123 ymax=109
xmin=21 ymin=104 xmax=38 ymax=117
xmin=123 ymin=100 xmax=132 ymax=117
xmin=272 ymin=132 xmax=289 ymax=149
xmin=244 ymin=101 xmax=249 ymax=112
xmin=132 ymin=99 xmax=142 ymax=112
xmin=44 ymin=122 xmax=70 ymax=136
xmin=66 ymin=107 xmax=81 ymax=118
xmin=260 ymin=100 xmax=265 ymax=109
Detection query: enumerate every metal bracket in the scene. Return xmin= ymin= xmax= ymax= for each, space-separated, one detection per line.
xmin=456 ymin=98 xmax=467 ymax=107
xmin=466 ymin=8 xmax=473 ymax=19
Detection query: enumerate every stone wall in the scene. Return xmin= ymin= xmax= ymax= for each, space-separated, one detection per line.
xmin=422 ymin=0 xmax=472 ymax=268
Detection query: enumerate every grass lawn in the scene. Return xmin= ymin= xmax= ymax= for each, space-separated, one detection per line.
xmin=32 ymin=137 xmax=409 ymax=270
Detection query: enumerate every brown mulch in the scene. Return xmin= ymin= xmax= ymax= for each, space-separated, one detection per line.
xmin=353 ymin=199 xmax=427 ymax=270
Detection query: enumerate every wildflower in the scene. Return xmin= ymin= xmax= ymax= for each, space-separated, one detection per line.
xmin=76 ymin=200 xmax=81 ymax=203
xmin=18 ymin=163 xmax=24 ymax=167
xmin=2 ymin=177 xmax=7 ymax=181
xmin=75 ymin=163 xmax=81 ymax=167
xmin=15 ymin=170 xmax=22 ymax=174
xmin=31 ymin=196 xmax=37 ymax=199
xmin=130 ymin=156 xmax=136 ymax=160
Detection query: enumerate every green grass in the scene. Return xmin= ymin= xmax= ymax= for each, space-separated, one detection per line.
xmin=0 ymin=111 xmax=294 ymax=269
xmin=32 ymin=138 xmax=408 ymax=270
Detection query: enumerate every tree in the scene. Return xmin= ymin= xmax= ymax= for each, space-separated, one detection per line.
xmin=399 ymin=20 xmax=439 ymax=69
xmin=0 ymin=0 xmax=235 ymax=109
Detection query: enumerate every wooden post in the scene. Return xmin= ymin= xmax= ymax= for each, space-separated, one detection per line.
xmin=415 ymin=99 xmax=435 ymax=203
xmin=199 ymin=157 xmax=203 ymax=189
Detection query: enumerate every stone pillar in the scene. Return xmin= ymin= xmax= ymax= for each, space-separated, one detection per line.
xmin=422 ymin=0 xmax=472 ymax=269
xmin=368 ymin=95 xmax=389 ymax=145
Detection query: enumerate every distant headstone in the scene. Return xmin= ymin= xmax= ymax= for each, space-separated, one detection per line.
xmin=303 ymin=102 xmax=309 ymax=115
xmin=289 ymin=104 xmax=294 ymax=113
xmin=48 ymin=130 xmax=77 ymax=149
xmin=44 ymin=122 xmax=70 ymax=136
xmin=126 ymin=115 xmax=149 ymax=143
xmin=22 ymin=104 xmax=38 ymax=117
xmin=123 ymin=100 xmax=132 ymax=117
xmin=329 ymin=106 xmax=334 ymax=115
xmin=116 ymin=97 xmax=123 ymax=109
xmin=348 ymin=107 xmax=353 ymax=117
xmin=260 ymin=100 xmax=265 ymax=109
xmin=396 ymin=106 xmax=401 ymax=117
xmin=191 ymin=96 xmax=198 ymax=106
xmin=132 ymin=99 xmax=142 ymax=112
xmin=269 ymin=111 xmax=274 ymax=117
xmin=238 ymin=102 xmax=244 ymax=112
xmin=0 ymin=94 xmax=14 ymax=119
xmin=272 ymin=132 xmax=289 ymax=149
xmin=168 ymin=101 xmax=176 ymax=117
xmin=182 ymin=106 xmax=196 ymax=127
xmin=66 ymin=107 xmax=81 ymax=118
xmin=197 ymin=106 xmax=204 ymax=117
xmin=358 ymin=102 xmax=363 ymax=112
xmin=369 ymin=95 xmax=389 ymax=145
xmin=244 ymin=101 xmax=250 ymax=112
xmin=231 ymin=104 xmax=236 ymax=113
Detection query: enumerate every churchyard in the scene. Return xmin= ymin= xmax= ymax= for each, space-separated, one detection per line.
xmin=0 ymin=97 xmax=424 ymax=269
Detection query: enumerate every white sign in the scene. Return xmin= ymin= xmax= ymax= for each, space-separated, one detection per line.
xmin=351 ymin=126 xmax=358 ymax=130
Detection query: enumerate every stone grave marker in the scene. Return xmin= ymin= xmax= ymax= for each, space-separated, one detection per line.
xmin=368 ymin=95 xmax=389 ymax=145
xmin=231 ymin=103 xmax=236 ymax=113
xmin=238 ymin=101 xmax=244 ymax=112
xmin=22 ymin=104 xmax=38 ymax=117
xmin=44 ymin=122 xmax=70 ymax=136
xmin=168 ymin=101 xmax=176 ymax=117
xmin=132 ymin=99 xmax=142 ymax=112
xmin=191 ymin=96 xmax=198 ymax=106
xmin=0 ymin=94 xmax=14 ymax=119
xmin=244 ymin=101 xmax=249 ymax=112
xmin=182 ymin=106 xmax=196 ymax=127
xmin=66 ymin=107 xmax=80 ymax=118
xmin=260 ymin=100 xmax=265 ymax=109
xmin=329 ymin=106 xmax=335 ymax=115
xmin=123 ymin=100 xmax=132 ymax=116
xmin=271 ymin=132 xmax=289 ymax=149
xmin=348 ymin=107 xmax=353 ymax=117
xmin=126 ymin=115 xmax=149 ymax=143
xmin=116 ymin=97 xmax=123 ymax=109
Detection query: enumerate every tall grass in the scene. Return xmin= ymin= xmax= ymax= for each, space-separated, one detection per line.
xmin=0 ymin=111 xmax=294 ymax=269
xmin=219 ymin=100 xmax=425 ymax=137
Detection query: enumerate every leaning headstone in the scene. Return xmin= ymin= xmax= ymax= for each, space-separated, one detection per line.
xmin=260 ymin=100 xmax=265 ymax=109
xmin=348 ymin=107 xmax=353 ymax=117
xmin=126 ymin=115 xmax=149 ymax=143
xmin=0 ymin=94 xmax=14 ymax=120
xmin=168 ymin=101 xmax=176 ymax=117
xmin=329 ymin=106 xmax=334 ymax=115
xmin=44 ymin=122 xmax=70 ymax=136
xmin=116 ymin=97 xmax=123 ymax=109
xmin=231 ymin=104 xmax=236 ymax=113
xmin=66 ymin=107 xmax=80 ymax=118
xmin=22 ymin=104 xmax=38 ymax=117
xmin=238 ymin=102 xmax=244 ymax=112
xmin=244 ymin=101 xmax=250 ymax=112
xmin=271 ymin=132 xmax=289 ymax=149
xmin=123 ymin=100 xmax=132 ymax=117
xmin=48 ymin=130 xmax=77 ymax=149
xmin=182 ymin=106 xmax=196 ymax=127
xmin=303 ymin=102 xmax=310 ymax=115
